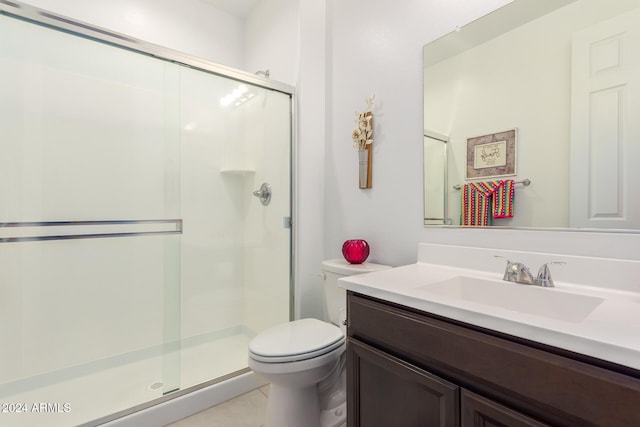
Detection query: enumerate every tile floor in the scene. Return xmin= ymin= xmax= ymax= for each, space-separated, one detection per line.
xmin=165 ymin=386 xmax=268 ymax=427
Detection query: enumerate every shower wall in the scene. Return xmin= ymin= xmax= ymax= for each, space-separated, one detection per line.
xmin=0 ymin=8 xmax=292 ymax=426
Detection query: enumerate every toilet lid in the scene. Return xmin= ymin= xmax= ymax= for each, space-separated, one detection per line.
xmin=249 ymin=318 xmax=345 ymax=363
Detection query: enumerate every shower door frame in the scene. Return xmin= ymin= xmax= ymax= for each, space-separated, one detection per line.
xmin=0 ymin=0 xmax=297 ymax=423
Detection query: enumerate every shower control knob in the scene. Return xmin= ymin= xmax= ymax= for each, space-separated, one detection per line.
xmin=252 ymin=183 xmax=271 ymax=205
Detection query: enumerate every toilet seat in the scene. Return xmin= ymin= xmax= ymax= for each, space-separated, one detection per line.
xmin=249 ymin=318 xmax=345 ymax=363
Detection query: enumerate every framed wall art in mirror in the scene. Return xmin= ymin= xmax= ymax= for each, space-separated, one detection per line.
xmin=466 ymin=129 xmax=516 ymax=180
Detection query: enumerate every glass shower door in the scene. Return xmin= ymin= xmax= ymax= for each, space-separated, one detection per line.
xmin=178 ymin=67 xmax=292 ymax=389
xmin=0 ymin=14 xmax=181 ymax=426
xmin=0 ymin=7 xmax=293 ymax=426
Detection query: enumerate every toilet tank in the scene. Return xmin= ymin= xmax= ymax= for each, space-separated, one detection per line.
xmin=321 ymin=259 xmax=391 ymax=327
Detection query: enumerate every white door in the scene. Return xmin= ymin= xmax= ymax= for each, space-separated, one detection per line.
xmin=570 ymin=9 xmax=640 ymax=229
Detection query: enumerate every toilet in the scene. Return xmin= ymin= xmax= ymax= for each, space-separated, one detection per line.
xmin=248 ymin=259 xmax=391 ymax=427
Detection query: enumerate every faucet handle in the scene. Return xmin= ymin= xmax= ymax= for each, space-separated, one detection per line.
xmin=494 ymin=255 xmax=515 ymax=279
xmin=534 ymin=262 xmax=566 ymax=287
xmin=494 ymin=256 xmax=534 ymax=284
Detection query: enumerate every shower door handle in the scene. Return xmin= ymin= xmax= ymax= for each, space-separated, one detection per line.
xmin=252 ymin=183 xmax=271 ymax=205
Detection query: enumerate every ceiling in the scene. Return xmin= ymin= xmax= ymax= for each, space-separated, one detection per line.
xmin=199 ymin=0 xmax=259 ymax=18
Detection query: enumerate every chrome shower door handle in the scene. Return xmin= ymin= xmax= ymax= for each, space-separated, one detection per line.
xmin=253 ymin=182 xmax=271 ymax=205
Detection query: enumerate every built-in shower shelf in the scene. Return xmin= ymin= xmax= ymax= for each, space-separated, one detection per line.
xmin=220 ymin=168 xmax=256 ymax=176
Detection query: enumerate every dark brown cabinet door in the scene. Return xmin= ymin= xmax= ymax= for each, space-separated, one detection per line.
xmin=347 ymin=339 xmax=459 ymax=427
xmin=461 ymin=389 xmax=549 ymax=427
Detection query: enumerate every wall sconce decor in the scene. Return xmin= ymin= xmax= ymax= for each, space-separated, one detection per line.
xmin=352 ymin=94 xmax=375 ymax=189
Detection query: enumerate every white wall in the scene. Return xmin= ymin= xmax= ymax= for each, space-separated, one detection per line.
xmin=324 ymin=0 xmax=514 ymax=269
xmin=293 ymin=0 xmax=328 ymax=319
xmin=21 ymin=0 xmax=245 ymax=67
xmin=244 ymin=0 xmax=299 ymax=85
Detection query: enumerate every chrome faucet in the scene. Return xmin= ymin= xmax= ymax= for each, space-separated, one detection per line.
xmin=496 ymin=257 xmax=565 ymax=287
xmin=502 ymin=260 xmax=534 ymax=285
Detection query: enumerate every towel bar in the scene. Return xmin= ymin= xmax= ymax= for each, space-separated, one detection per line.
xmin=453 ymin=178 xmax=530 ymax=191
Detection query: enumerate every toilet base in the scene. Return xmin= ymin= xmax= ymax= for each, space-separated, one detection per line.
xmin=320 ymin=400 xmax=346 ymax=427
xmin=264 ymin=383 xmax=347 ymax=427
xmin=264 ymin=383 xmax=320 ymax=427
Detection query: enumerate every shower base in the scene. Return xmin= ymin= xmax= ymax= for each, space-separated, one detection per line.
xmin=0 ymin=333 xmax=251 ymax=427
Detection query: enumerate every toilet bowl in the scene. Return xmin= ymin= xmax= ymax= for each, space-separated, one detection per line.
xmin=248 ymin=259 xmax=391 ymax=427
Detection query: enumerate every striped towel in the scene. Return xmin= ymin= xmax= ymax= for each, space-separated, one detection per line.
xmin=462 ymin=180 xmax=515 ymax=226
xmin=493 ymin=179 xmax=515 ymax=218
xmin=462 ymin=181 xmax=500 ymax=226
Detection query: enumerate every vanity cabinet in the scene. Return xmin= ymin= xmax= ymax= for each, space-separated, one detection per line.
xmin=348 ymin=338 xmax=459 ymax=426
xmin=460 ymin=389 xmax=549 ymax=427
xmin=346 ymin=292 xmax=640 ymax=427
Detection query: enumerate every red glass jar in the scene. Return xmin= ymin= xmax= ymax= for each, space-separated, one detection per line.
xmin=342 ymin=239 xmax=370 ymax=264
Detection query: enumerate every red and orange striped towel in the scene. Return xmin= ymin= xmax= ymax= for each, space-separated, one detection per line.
xmin=462 ymin=180 xmax=514 ymax=226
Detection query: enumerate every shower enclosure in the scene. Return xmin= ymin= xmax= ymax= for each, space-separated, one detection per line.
xmin=0 ymin=4 xmax=293 ymax=426
xmin=423 ymin=131 xmax=450 ymax=225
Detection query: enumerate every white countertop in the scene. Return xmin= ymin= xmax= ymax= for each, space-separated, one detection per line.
xmin=339 ymin=261 xmax=640 ymax=371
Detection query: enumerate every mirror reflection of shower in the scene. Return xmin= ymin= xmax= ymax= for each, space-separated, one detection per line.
xmin=424 ymin=130 xmax=451 ymax=225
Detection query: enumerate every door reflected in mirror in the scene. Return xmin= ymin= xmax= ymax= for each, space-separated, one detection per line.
xmin=423 ymin=0 xmax=640 ymax=230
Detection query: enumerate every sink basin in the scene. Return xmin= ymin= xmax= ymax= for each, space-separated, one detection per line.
xmin=415 ymin=276 xmax=604 ymax=323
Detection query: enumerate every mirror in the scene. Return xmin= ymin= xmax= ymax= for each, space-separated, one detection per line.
xmin=423 ymin=0 xmax=640 ymax=230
